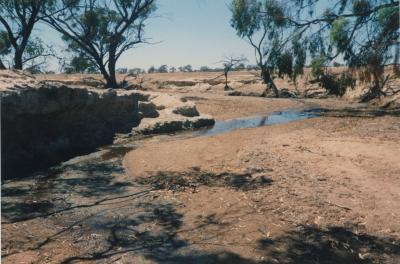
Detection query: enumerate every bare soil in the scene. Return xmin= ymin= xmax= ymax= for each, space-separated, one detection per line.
xmin=123 ymin=106 xmax=400 ymax=264
xmin=2 ymin=73 xmax=400 ymax=263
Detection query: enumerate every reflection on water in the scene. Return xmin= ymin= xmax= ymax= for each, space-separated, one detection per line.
xmin=196 ymin=108 xmax=323 ymax=136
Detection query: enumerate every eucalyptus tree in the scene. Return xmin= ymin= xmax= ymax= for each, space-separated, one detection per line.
xmin=158 ymin=64 xmax=168 ymax=73
xmin=179 ymin=65 xmax=193 ymax=72
xmin=0 ymin=0 xmax=57 ymax=70
xmin=230 ymin=0 xmax=399 ymax=99
xmin=43 ymin=0 xmax=156 ymax=88
xmin=287 ymin=0 xmax=399 ymax=100
xmin=230 ymin=0 xmax=295 ymax=97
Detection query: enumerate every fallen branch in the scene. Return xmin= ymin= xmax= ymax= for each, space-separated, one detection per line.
xmin=326 ymin=201 xmax=352 ymax=211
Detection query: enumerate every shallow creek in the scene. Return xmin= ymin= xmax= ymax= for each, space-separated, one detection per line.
xmin=2 ymin=108 xmax=322 ymax=215
xmin=1 ymin=108 xmax=322 ymax=262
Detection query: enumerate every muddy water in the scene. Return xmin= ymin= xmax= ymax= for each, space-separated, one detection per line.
xmin=195 ymin=108 xmax=322 ymax=136
xmin=1 ymin=108 xmax=322 ymax=263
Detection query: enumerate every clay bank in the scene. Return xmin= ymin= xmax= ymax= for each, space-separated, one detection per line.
xmin=0 ymin=71 xmax=214 ymax=179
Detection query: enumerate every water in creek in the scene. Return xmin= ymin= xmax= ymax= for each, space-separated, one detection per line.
xmin=3 ymin=108 xmax=323 ymax=183
xmin=195 ymin=108 xmax=323 ymax=136
xmin=1 ymin=108 xmax=324 ymax=262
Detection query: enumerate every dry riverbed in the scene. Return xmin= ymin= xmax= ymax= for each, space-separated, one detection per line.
xmin=2 ymin=84 xmax=400 ymax=263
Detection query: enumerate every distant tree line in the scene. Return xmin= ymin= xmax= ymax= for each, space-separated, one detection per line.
xmin=143 ymin=63 xmax=260 ymax=74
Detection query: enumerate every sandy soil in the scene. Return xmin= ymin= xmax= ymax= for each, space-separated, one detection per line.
xmin=2 ymin=75 xmax=400 ymax=263
xmin=122 ymin=101 xmax=400 ymax=263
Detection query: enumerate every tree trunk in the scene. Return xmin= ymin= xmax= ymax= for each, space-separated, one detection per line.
xmin=224 ymin=71 xmax=230 ymax=90
xmin=14 ymin=50 xmax=23 ymax=69
xmin=261 ymin=67 xmax=279 ymax=97
xmin=107 ymin=69 xmax=118 ymax=88
xmin=0 ymin=59 xmax=6 ymax=70
xmin=98 ymin=63 xmax=113 ymax=88
xmin=107 ymin=51 xmax=118 ymax=88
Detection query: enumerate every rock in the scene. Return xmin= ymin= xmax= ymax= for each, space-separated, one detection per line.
xmin=161 ymin=80 xmax=197 ymax=87
xmin=132 ymin=115 xmax=215 ymax=135
xmin=226 ymin=90 xmax=243 ymax=96
xmin=0 ymin=71 xmax=215 ymax=179
xmin=173 ymin=105 xmax=199 ymax=117
xmin=138 ymin=101 xmax=159 ymax=118
xmin=279 ymin=88 xmax=298 ymax=98
xmin=304 ymin=88 xmax=328 ymax=98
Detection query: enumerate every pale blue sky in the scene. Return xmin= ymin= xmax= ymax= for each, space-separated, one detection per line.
xmin=118 ymin=0 xmax=257 ymax=69
xmin=38 ymin=0 xmax=257 ymax=71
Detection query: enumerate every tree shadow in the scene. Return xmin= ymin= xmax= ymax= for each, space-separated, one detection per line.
xmin=257 ymin=225 xmax=400 ymax=264
xmin=1 ymin=161 xmax=132 ymax=223
xmin=320 ymin=107 xmax=400 ymax=117
xmin=58 ymin=200 xmax=257 ymax=264
xmin=134 ymin=168 xmax=273 ymax=192
xmin=3 ymin=161 xmax=399 ymax=263
xmin=56 ymin=205 xmax=400 ymax=264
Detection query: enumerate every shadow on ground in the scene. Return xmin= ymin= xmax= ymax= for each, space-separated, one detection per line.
xmin=321 ymin=107 xmax=400 ymax=117
xmin=1 ymin=161 xmax=131 ymax=223
xmin=257 ymin=225 xmax=400 ymax=264
xmin=134 ymin=167 xmax=273 ymax=192
xmin=59 ymin=204 xmax=400 ymax=264
xmin=2 ymin=163 xmax=400 ymax=263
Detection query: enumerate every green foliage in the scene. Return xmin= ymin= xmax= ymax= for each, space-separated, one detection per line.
xmin=264 ymin=0 xmax=286 ymax=27
xmin=200 ymin=66 xmax=211 ymax=72
xmin=25 ymin=37 xmax=45 ymax=59
xmin=276 ymin=51 xmax=293 ymax=77
xmin=64 ymin=54 xmax=97 ymax=74
xmin=230 ymin=0 xmax=262 ymax=37
xmin=230 ymin=0 xmax=292 ymax=96
xmin=180 ymin=65 xmax=193 ymax=72
xmin=330 ymin=17 xmax=350 ymax=52
xmin=287 ymin=0 xmax=399 ymax=99
xmin=319 ymin=72 xmax=355 ymax=97
xmin=311 ymin=55 xmax=327 ymax=79
xmin=44 ymin=0 xmax=156 ymax=87
xmin=0 ymin=31 xmax=11 ymax=55
xmin=352 ymin=0 xmax=370 ymax=15
xmin=158 ymin=65 xmax=168 ymax=73
xmin=377 ymin=6 xmax=398 ymax=31
xmin=0 ymin=0 xmax=57 ymax=69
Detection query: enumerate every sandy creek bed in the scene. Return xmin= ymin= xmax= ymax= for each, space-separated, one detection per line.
xmin=2 ymin=95 xmax=400 ymax=264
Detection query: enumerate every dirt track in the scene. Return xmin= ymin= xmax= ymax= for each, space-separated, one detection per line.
xmin=2 ymin=92 xmax=400 ymax=263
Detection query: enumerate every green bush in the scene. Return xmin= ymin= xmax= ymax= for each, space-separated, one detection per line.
xmin=320 ymin=72 xmax=355 ymax=97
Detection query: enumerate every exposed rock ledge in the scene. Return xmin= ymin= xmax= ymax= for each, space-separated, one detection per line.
xmin=1 ymin=71 xmax=214 ymax=179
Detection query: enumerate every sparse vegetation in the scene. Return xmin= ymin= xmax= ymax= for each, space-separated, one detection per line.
xmin=230 ymin=0 xmax=399 ymax=100
xmin=158 ymin=64 xmax=168 ymax=73
xmin=286 ymin=0 xmax=399 ymax=100
xmin=1 ymin=2 xmax=400 ymax=263
xmin=179 ymin=64 xmax=193 ymax=72
xmin=221 ymin=55 xmax=246 ymax=90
